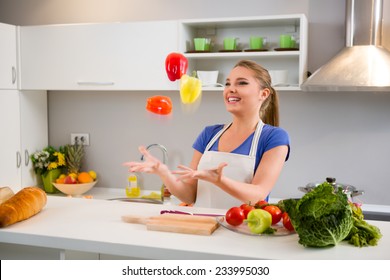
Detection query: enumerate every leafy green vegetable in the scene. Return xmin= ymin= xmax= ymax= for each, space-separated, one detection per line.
xmin=281 ymin=182 xmax=353 ymax=247
xmin=344 ymin=203 xmax=382 ymax=247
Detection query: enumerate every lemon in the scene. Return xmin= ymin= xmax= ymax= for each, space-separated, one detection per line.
xmin=141 ymin=192 xmax=161 ymax=199
xmin=88 ymin=170 xmax=97 ymax=180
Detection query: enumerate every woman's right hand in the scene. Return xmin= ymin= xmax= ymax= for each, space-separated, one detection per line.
xmin=123 ymin=146 xmax=166 ymax=175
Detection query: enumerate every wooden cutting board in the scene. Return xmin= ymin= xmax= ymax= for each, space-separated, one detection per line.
xmin=121 ymin=213 xmax=219 ymax=235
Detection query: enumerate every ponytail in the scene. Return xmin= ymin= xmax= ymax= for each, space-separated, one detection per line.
xmin=260 ymin=86 xmax=280 ymax=127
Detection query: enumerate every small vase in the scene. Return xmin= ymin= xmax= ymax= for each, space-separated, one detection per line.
xmin=41 ymin=169 xmax=62 ymax=194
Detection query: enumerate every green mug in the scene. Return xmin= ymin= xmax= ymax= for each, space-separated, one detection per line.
xmin=249 ymin=36 xmax=264 ymax=49
xmin=223 ymin=37 xmax=237 ymax=50
xmin=279 ymin=34 xmax=292 ymax=48
xmin=194 ymin=38 xmax=207 ymax=51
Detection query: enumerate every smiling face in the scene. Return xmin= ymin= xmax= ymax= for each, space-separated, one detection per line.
xmin=224 ymin=66 xmax=270 ymax=118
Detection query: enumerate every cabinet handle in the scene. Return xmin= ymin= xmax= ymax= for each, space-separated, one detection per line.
xmin=16 ymin=151 xmax=22 ymax=168
xmin=25 ymin=150 xmax=30 ymax=166
xmin=12 ymin=66 xmax=17 ymax=84
xmin=77 ymin=81 xmax=115 ymax=86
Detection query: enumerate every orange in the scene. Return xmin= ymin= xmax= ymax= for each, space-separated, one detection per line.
xmin=56 ymin=177 xmax=65 ymax=184
xmin=77 ymin=172 xmax=93 ymax=184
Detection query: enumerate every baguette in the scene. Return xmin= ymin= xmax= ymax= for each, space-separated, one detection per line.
xmin=0 ymin=186 xmax=47 ymax=228
xmin=0 ymin=187 xmax=15 ymax=204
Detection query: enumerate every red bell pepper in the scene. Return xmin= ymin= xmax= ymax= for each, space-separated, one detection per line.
xmin=165 ymin=52 xmax=188 ymax=81
xmin=146 ymin=95 xmax=172 ymax=115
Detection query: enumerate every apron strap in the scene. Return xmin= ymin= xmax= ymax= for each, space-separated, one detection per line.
xmin=205 ymin=123 xmax=232 ymax=151
xmin=249 ymin=121 xmax=264 ymax=157
xmin=205 ymin=121 xmax=264 ymax=156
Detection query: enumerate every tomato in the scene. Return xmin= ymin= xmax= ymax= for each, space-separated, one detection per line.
xmin=225 ymin=206 xmax=245 ymax=226
xmin=255 ymin=200 xmax=268 ymax=208
xmin=282 ymin=212 xmax=295 ymax=231
xmin=246 ymin=209 xmax=272 ymax=234
xmin=240 ymin=203 xmax=255 ymax=219
xmin=263 ymin=205 xmax=282 ymax=225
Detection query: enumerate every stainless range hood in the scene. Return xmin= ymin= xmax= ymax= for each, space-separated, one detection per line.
xmin=302 ymin=0 xmax=390 ymax=92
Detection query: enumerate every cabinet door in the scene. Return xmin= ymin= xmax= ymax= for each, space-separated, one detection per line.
xmin=0 ymin=23 xmax=17 ymax=89
xmin=0 ymin=91 xmax=21 ymax=191
xmin=20 ymin=21 xmax=178 ymax=90
xmin=20 ymin=91 xmax=48 ymax=186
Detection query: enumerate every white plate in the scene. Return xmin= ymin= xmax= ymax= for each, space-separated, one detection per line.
xmin=216 ymin=216 xmax=295 ymax=236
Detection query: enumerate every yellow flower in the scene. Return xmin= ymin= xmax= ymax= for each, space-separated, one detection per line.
xmin=55 ymin=152 xmax=66 ymax=167
xmin=31 ymin=146 xmax=67 ymax=175
xmin=48 ymin=162 xmax=58 ymax=170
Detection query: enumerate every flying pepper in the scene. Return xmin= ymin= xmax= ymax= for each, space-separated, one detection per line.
xmin=165 ymin=52 xmax=188 ymax=81
xmin=180 ymin=72 xmax=202 ymax=104
xmin=146 ymin=95 xmax=172 ymax=115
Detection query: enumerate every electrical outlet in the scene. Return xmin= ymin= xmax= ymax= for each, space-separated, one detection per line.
xmin=70 ymin=133 xmax=90 ymax=145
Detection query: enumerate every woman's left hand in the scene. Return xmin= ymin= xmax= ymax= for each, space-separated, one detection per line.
xmin=172 ymin=162 xmax=228 ymax=185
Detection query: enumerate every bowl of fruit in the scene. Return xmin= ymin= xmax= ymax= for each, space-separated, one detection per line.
xmin=53 ymin=171 xmax=98 ymax=196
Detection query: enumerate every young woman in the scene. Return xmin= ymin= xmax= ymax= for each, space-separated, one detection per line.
xmin=124 ymin=60 xmax=290 ymax=209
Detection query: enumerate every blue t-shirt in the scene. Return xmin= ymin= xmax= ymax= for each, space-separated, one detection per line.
xmin=192 ymin=124 xmax=290 ymax=174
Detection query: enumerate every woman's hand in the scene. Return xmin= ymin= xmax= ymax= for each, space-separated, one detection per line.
xmin=123 ymin=146 xmax=165 ymax=175
xmin=172 ymin=162 xmax=228 ymax=185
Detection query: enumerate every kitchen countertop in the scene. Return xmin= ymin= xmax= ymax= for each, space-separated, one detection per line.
xmin=86 ymin=187 xmax=390 ymax=217
xmin=0 ymin=192 xmax=389 ymax=260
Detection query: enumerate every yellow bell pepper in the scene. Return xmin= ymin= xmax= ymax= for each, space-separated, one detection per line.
xmin=180 ymin=73 xmax=202 ymax=104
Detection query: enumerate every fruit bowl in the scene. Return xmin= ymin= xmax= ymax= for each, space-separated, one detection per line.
xmin=52 ymin=181 xmax=97 ymax=196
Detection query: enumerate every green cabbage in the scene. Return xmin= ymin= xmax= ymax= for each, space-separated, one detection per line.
xmin=281 ymin=182 xmax=353 ymax=247
xmin=344 ymin=203 xmax=382 ymax=247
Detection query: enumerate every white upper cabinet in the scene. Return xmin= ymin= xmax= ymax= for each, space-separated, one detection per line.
xmin=179 ymin=14 xmax=308 ymax=91
xmin=0 ymin=91 xmax=21 ymax=190
xmin=20 ymin=21 xmax=179 ymax=90
xmin=19 ymin=16 xmax=307 ymax=91
xmin=0 ymin=90 xmax=48 ymax=192
xmin=0 ymin=23 xmax=18 ymax=89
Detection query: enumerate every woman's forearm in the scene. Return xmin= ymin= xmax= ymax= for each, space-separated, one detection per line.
xmin=156 ymin=164 xmax=197 ymax=204
xmin=214 ymin=176 xmax=268 ymax=204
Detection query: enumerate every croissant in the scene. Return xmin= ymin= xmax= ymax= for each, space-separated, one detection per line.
xmin=0 ymin=186 xmax=47 ymax=228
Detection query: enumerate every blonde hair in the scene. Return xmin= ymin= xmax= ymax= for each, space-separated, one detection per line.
xmin=233 ymin=60 xmax=280 ymax=127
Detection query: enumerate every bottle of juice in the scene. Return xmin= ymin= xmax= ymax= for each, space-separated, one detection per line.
xmin=125 ymin=174 xmax=140 ymax=198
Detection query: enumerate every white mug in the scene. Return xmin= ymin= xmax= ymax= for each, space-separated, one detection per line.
xmin=268 ymin=70 xmax=288 ymax=86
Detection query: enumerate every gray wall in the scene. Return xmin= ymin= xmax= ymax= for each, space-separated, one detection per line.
xmin=1 ymin=0 xmax=389 ymax=205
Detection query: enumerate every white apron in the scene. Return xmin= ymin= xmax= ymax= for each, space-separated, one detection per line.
xmin=195 ymin=121 xmax=264 ymax=209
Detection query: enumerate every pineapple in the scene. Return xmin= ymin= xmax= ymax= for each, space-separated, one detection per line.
xmin=65 ymin=142 xmax=84 ymax=175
